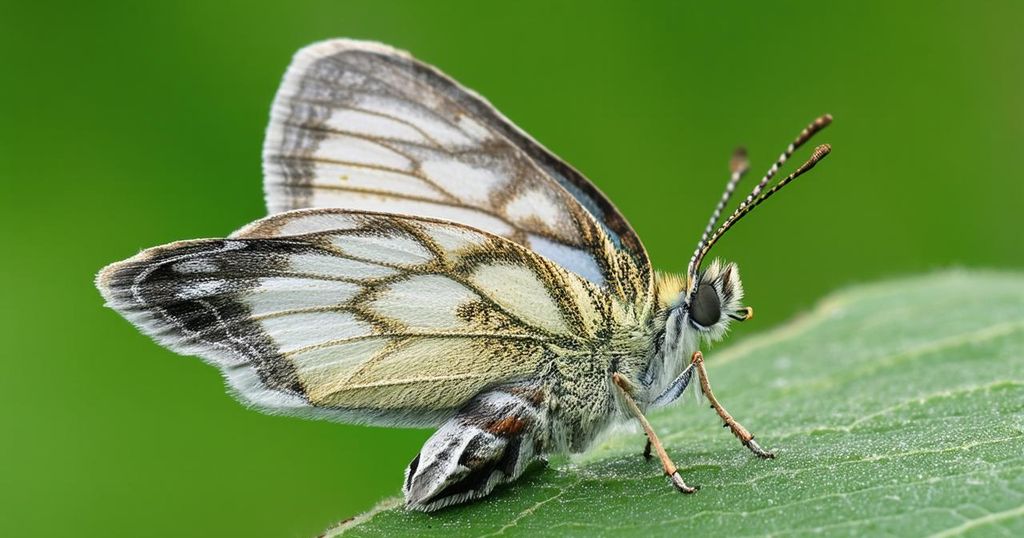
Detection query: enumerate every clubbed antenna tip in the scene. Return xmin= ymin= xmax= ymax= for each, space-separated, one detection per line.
xmin=686 ymin=115 xmax=834 ymax=289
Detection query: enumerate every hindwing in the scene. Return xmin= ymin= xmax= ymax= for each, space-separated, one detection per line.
xmin=98 ymin=210 xmax=609 ymax=426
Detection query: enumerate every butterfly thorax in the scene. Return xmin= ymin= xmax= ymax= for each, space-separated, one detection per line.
xmin=533 ymin=293 xmax=656 ymax=453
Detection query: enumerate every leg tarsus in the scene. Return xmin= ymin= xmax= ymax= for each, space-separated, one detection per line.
xmin=669 ymin=471 xmax=699 ymax=494
xmin=745 ymin=436 xmax=775 ymax=459
xmin=691 ymin=351 xmax=776 ymax=459
xmin=643 ymin=438 xmax=652 ymax=461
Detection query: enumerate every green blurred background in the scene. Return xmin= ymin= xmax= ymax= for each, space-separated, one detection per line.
xmin=2 ymin=1 xmax=1022 ymax=536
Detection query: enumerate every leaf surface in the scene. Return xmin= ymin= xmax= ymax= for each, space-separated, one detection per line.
xmin=329 ymin=271 xmax=1024 ymax=537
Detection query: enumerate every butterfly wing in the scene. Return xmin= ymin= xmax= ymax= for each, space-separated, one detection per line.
xmin=97 ymin=210 xmax=610 ymax=427
xmin=262 ymin=39 xmax=651 ymax=306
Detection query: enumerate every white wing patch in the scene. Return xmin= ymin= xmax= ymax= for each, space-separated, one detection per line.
xmin=255 ymin=211 xmax=361 ymax=236
xmin=424 ymin=224 xmax=488 ymax=254
xmin=330 ymin=233 xmax=433 ymax=266
xmin=527 ymin=234 xmax=605 ymax=287
xmin=323 ymin=108 xmax=431 ymax=144
xmin=320 ymin=162 xmax=443 ymax=199
xmin=289 ymin=252 xmax=398 ymax=279
xmin=97 ymin=210 xmax=607 ymax=427
xmin=260 ymin=311 xmax=369 ymax=353
xmin=420 ymin=160 xmax=511 ymax=206
xmin=352 ymin=95 xmax=475 ymax=146
xmin=176 ymin=279 xmax=228 ymax=300
xmin=368 ymin=275 xmax=479 ymax=329
xmin=470 ymin=263 xmax=569 ymax=335
xmin=294 ymin=339 xmax=391 ymax=403
xmin=245 ymin=277 xmax=359 ymax=316
xmin=172 ymin=258 xmax=218 ymax=274
xmin=504 ymin=188 xmax=567 ymax=227
xmin=313 ymin=134 xmax=412 ymax=170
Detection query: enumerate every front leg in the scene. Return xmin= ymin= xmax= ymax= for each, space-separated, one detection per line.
xmin=691 ymin=351 xmax=775 ymax=459
xmin=612 ymin=373 xmax=699 ymax=494
xmin=642 ymin=363 xmax=696 ymax=459
xmin=650 ymin=363 xmax=696 ymax=408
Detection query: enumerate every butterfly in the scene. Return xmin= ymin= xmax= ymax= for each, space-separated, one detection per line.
xmin=96 ymin=39 xmax=832 ymax=511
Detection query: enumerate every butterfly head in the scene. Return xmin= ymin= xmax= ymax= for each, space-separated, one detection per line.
xmin=657 ymin=261 xmax=749 ymax=349
xmin=658 ymin=115 xmax=833 ymax=367
xmin=687 ymin=259 xmax=749 ymax=340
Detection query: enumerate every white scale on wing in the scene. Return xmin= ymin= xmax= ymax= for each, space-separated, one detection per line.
xmin=330 ymin=233 xmax=434 ymax=266
xmin=313 ymin=134 xmax=413 ymax=170
xmin=312 ymin=162 xmax=445 ymax=200
xmin=172 ymin=258 xmax=219 ymax=274
xmin=260 ymin=311 xmax=371 ymax=354
xmin=232 ymin=212 xmax=362 ymax=237
xmin=288 ymin=253 xmax=397 ymax=280
xmin=421 ymin=160 xmax=511 ymax=206
xmin=244 ymin=277 xmax=360 ymax=317
xmin=352 ymin=94 xmax=478 ymax=146
xmin=470 ymin=262 xmax=569 ymax=335
xmin=293 ymin=339 xmax=392 ymax=402
xmin=423 ymin=224 xmax=489 ymax=254
xmin=368 ymin=274 xmax=480 ymax=330
xmin=527 ymin=234 xmax=604 ymax=287
xmin=323 ymin=108 xmax=432 ymax=145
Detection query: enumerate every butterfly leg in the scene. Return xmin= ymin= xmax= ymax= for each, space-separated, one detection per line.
xmin=612 ymin=373 xmax=698 ymax=494
xmin=403 ymin=384 xmax=546 ymax=511
xmin=691 ymin=351 xmax=775 ymax=459
xmin=641 ymin=363 xmax=696 ymax=460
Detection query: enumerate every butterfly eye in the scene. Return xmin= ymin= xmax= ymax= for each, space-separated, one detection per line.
xmin=690 ymin=284 xmax=722 ymax=328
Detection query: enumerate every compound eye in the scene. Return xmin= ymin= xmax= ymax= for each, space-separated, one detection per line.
xmin=691 ymin=284 xmax=722 ymax=327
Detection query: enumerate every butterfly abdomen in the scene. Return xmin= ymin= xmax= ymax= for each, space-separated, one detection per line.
xmin=403 ymin=382 xmax=547 ymax=511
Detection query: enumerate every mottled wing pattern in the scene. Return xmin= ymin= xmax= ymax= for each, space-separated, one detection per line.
xmin=97 ymin=210 xmax=609 ymax=427
xmin=262 ymin=39 xmax=651 ymax=306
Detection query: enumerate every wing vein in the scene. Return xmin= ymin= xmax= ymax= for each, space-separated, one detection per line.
xmin=279 ymin=102 xmax=446 ymax=147
xmin=266 ymin=178 xmax=590 ymax=251
xmin=294 ymin=65 xmax=586 ymax=221
xmin=328 ymin=372 xmax=487 ymax=392
xmin=282 ymin=331 xmax=550 ymax=358
xmin=266 ymin=153 xmax=460 ymax=203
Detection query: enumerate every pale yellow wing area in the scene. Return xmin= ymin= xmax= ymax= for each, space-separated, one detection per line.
xmin=98 ymin=209 xmax=610 ymax=427
xmin=262 ymin=39 xmax=652 ymax=310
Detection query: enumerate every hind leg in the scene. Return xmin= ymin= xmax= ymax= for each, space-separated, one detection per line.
xmin=403 ymin=384 xmax=546 ymax=512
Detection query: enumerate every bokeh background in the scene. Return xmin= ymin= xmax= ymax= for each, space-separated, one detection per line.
xmin=2 ymin=1 xmax=1022 ymax=536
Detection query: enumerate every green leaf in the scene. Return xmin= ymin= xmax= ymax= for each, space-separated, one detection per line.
xmin=328 ymin=271 xmax=1024 ymax=537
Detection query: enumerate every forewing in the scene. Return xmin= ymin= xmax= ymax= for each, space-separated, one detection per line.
xmin=97 ymin=210 xmax=609 ymax=427
xmin=262 ymin=39 xmax=651 ymax=304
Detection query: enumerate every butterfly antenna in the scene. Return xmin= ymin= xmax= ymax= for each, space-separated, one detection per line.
xmin=687 ymin=148 xmax=750 ymax=285
xmin=686 ymin=115 xmax=833 ymax=289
